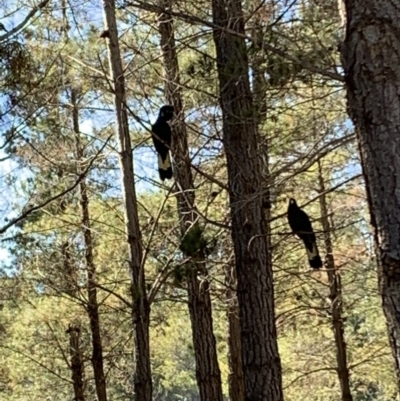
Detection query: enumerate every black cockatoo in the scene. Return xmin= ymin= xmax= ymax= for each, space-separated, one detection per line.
xmin=151 ymin=105 xmax=174 ymax=181
xmin=287 ymin=198 xmax=322 ymax=269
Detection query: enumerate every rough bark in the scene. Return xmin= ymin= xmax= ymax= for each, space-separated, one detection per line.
xmin=102 ymin=2 xmax=152 ymax=400
xmin=66 ymin=324 xmax=86 ymax=401
xmin=211 ymin=0 xmax=284 ymax=398
xmin=158 ymin=3 xmax=224 ymax=400
xmin=71 ymin=90 xmax=108 ymax=401
xmin=318 ymin=161 xmax=352 ymax=401
xmin=340 ymin=0 xmax=400 ymax=389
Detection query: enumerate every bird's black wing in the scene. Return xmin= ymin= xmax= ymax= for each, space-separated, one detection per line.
xmin=151 ymin=120 xmax=173 ymax=181
xmin=151 ymin=120 xmax=171 ymax=162
xmin=288 ymin=207 xmax=314 ymax=240
xmin=288 ymin=203 xmax=322 ymax=269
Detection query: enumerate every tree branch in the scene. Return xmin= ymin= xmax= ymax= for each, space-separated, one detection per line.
xmin=0 ymin=134 xmax=113 ymax=235
xmin=122 ymin=0 xmax=344 ymax=82
xmin=0 ymin=0 xmax=51 ymax=41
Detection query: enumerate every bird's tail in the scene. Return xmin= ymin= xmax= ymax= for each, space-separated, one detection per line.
xmin=305 ymin=241 xmax=323 ymax=269
xmin=158 ymin=152 xmax=173 ymax=181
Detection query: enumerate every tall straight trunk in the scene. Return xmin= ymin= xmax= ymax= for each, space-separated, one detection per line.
xmin=225 ymin=262 xmax=245 ymax=401
xmin=317 ymin=160 xmax=352 ymax=401
xmin=211 ymin=0 xmax=284 ymax=398
xmin=222 ymin=21 xmax=269 ymax=401
xmin=71 ymin=90 xmax=108 ymax=401
xmin=62 ymin=238 xmax=77 ymax=296
xmin=340 ymin=0 xmax=400 ymax=389
xmin=67 ymin=324 xmax=86 ymax=401
xmin=158 ymin=3 xmax=224 ymax=400
xmin=102 ymin=2 xmax=152 ymax=400
xmin=251 ymin=18 xmax=271 ymax=218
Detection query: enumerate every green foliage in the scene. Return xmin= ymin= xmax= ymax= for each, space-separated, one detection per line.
xmin=179 ymin=224 xmax=208 ymax=257
xmin=0 ymin=40 xmax=32 ymax=89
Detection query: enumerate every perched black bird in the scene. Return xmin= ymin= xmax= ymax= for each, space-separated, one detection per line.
xmin=287 ymin=198 xmax=322 ymax=269
xmin=151 ymin=105 xmax=174 ymax=181
xmin=99 ymin=29 xmax=109 ymax=39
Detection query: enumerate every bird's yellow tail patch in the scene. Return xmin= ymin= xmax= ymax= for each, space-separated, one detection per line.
xmin=158 ymin=152 xmax=171 ymax=170
xmin=306 ymin=242 xmax=318 ymax=259
xmin=306 ymin=242 xmax=322 ymax=269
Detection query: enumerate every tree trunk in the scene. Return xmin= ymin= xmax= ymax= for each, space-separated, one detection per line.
xmin=251 ymin=18 xmax=271 ymax=217
xmin=101 ymin=2 xmax=152 ymax=400
xmin=61 ymin=239 xmax=77 ymax=296
xmin=225 ymin=262 xmax=245 ymax=401
xmin=158 ymin=3 xmax=224 ymax=400
xmin=211 ymin=0 xmax=284 ymax=398
xmin=318 ymin=160 xmax=352 ymax=401
xmin=341 ymin=0 xmax=400 ymax=389
xmin=71 ymin=90 xmax=108 ymax=401
xmin=67 ymin=324 xmax=86 ymax=401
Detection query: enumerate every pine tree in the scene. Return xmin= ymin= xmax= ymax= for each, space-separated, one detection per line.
xmin=211 ymin=0 xmax=284 ymax=397
xmin=341 ymin=0 xmax=400 ymax=390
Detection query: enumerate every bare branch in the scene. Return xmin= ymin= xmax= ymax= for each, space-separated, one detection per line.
xmin=0 ymin=0 xmax=51 ymax=41
xmin=0 ymin=134 xmax=113 ymax=235
xmin=122 ymin=0 xmax=344 ymax=82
